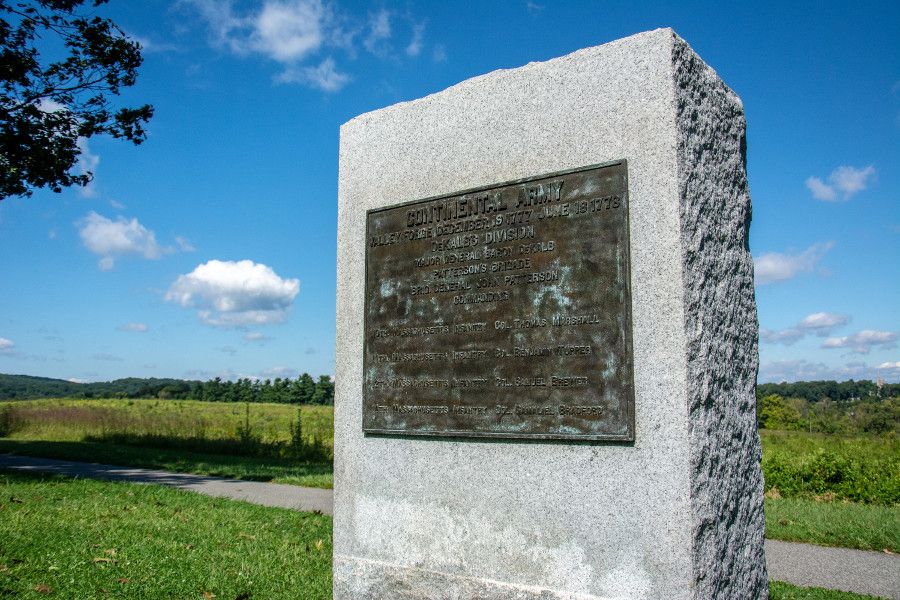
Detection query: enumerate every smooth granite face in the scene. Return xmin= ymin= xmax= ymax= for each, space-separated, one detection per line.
xmin=334 ymin=28 xmax=766 ymax=600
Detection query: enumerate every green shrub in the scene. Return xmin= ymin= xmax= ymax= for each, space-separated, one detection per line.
xmin=762 ymin=443 xmax=899 ymax=505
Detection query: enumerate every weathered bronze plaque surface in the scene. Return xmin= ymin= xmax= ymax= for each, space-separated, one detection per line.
xmin=363 ymin=161 xmax=634 ymax=441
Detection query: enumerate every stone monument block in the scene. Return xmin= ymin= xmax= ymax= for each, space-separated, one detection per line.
xmin=334 ymin=28 xmax=767 ymax=599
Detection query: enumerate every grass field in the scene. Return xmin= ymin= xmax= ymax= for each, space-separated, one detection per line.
xmin=1 ymin=399 xmax=898 ymax=552
xmin=0 ymin=471 xmax=331 ymax=599
xmin=769 ymin=582 xmax=888 ymax=600
xmin=765 ymin=497 xmax=899 ymax=552
xmin=0 ymin=398 xmax=334 ymax=488
xmin=0 ymin=471 xmax=889 ymax=600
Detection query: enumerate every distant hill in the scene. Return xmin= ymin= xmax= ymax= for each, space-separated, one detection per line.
xmin=0 ymin=374 xmax=197 ymax=400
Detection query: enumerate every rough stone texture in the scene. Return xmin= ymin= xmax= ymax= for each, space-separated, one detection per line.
xmin=335 ymin=28 xmax=766 ymax=599
xmin=673 ymin=37 xmax=769 ymax=599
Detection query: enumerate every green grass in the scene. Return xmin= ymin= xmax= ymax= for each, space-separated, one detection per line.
xmin=0 ymin=398 xmax=334 ymax=447
xmin=0 ymin=398 xmax=334 ymax=488
xmin=0 ymin=470 xmax=331 ymax=599
xmin=765 ymin=497 xmax=900 ymax=552
xmin=0 ymin=439 xmax=334 ymax=488
xmin=770 ymin=581 xmax=888 ymax=600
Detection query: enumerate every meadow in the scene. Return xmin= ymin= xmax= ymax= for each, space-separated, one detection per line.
xmin=0 ymin=398 xmax=334 ymax=488
xmin=1 ymin=398 xmax=898 ymax=551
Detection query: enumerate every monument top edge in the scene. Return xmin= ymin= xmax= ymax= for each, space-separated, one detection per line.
xmin=340 ymin=27 xmax=686 ymax=132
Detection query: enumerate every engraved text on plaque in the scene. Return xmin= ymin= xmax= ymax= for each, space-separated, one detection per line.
xmin=363 ymin=161 xmax=634 ymax=441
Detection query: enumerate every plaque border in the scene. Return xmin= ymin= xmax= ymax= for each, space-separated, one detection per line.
xmin=361 ymin=160 xmax=635 ymax=442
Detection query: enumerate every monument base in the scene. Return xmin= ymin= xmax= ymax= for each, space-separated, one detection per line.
xmin=335 ymin=556 xmax=606 ymax=600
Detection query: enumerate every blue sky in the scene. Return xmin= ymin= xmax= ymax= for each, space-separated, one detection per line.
xmin=0 ymin=0 xmax=897 ymax=383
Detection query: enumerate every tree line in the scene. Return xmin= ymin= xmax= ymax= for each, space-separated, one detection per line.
xmin=0 ymin=373 xmax=335 ymax=404
xmin=756 ymin=379 xmax=900 ymax=404
xmin=182 ymin=375 xmax=334 ymax=405
xmin=758 ymin=394 xmax=898 ymax=435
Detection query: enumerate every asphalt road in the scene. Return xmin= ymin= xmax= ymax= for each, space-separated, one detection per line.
xmin=2 ymin=453 xmax=897 ymax=598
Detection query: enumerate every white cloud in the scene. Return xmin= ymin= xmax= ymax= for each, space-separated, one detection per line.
xmin=92 ymin=353 xmax=123 ymax=362
xmin=252 ymin=0 xmax=324 ymax=62
xmin=218 ymin=346 xmax=237 ymax=355
xmin=878 ymin=361 xmax=900 ymax=369
xmin=805 ymin=165 xmax=876 ymax=201
xmin=526 ymin=1 xmax=544 ymax=14
xmin=185 ymin=0 xmax=348 ymax=89
xmin=432 ymin=44 xmax=447 ymax=62
xmin=277 ymin=57 xmax=350 ymax=91
xmin=822 ymin=330 xmax=897 ymax=355
xmin=798 ymin=312 xmax=850 ymax=333
xmin=166 ymin=259 xmax=299 ymax=327
xmin=77 ymin=211 xmax=165 ymax=270
xmin=761 ymin=311 xmax=849 ymax=346
xmin=758 ymin=359 xmax=881 ymax=383
xmin=117 ymin=323 xmax=148 ymax=333
xmin=405 ymin=22 xmax=424 ymax=57
xmin=363 ymin=8 xmax=391 ymax=55
xmin=753 ymin=242 xmax=833 ymax=285
xmin=0 ymin=337 xmax=14 ymax=353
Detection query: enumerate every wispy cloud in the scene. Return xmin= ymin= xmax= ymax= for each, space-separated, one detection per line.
xmin=806 ymin=165 xmax=876 ymax=201
xmin=405 ymin=22 xmax=425 ymax=57
xmin=76 ymin=138 xmax=100 ymax=198
xmin=363 ymin=8 xmax=392 ymax=55
xmin=822 ymin=330 xmax=897 ymax=355
xmin=183 ymin=0 xmax=350 ymax=91
xmin=761 ymin=311 xmax=849 ymax=346
xmin=276 ymin=57 xmax=350 ymax=91
xmin=183 ymin=0 xmax=428 ymax=90
xmin=243 ymin=331 xmax=271 ymax=343
xmin=753 ymin=242 xmax=833 ymax=285
xmin=0 ymin=337 xmax=14 ymax=353
xmin=166 ymin=259 xmax=300 ymax=327
xmin=526 ymin=1 xmax=544 ymax=15
xmin=117 ymin=323 xmax=148 ymax=333
xmin=175 ymin=236 xmax=196 ymax=252
xmin=92 ymin=353 xmax=124 ymax=362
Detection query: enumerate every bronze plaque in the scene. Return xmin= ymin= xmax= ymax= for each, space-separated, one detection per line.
xmin=363 ymin=161 xmax=634 ymax=441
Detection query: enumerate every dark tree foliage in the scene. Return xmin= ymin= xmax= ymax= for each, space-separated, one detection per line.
xmin=756 ymin=380 xmax=900 ymax=404
xmin=0 ymin=0 xmax=153 ymax=199
xmin=0 ymin=372 xmax=336 ymax=404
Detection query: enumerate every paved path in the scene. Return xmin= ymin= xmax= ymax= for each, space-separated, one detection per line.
xmin=765 ymin=539 xmax=898 ymax=599
xmin=0 ymin=453 xmax=332 ymax=515
xmin=2 ymin=454 xmax=898 ymax=598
